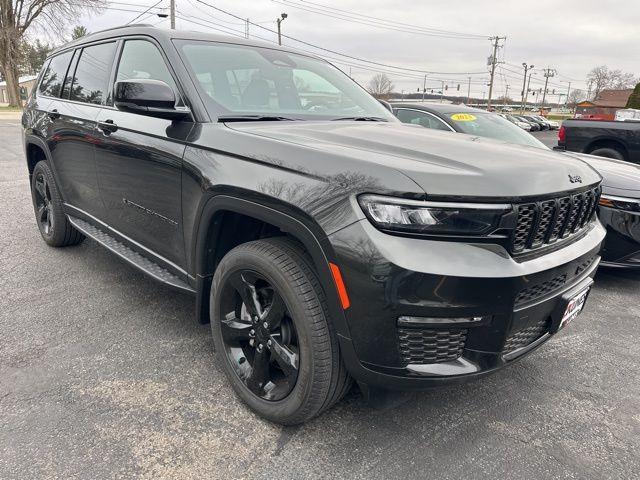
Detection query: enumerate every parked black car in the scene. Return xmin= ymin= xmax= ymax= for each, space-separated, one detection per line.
xmin=521 ymin=114 xmax=549 ymax=130
xmin=393 ymin=103 xmax=640 ymax=267
xmin=515 ymin=115 xmax=541 ymax=131
xmin=557 ymin=118 xmax=640 ymax=163
xmin=23 ymin=26 xmax=605 ymax=424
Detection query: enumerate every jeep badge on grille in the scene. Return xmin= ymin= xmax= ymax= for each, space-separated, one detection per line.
xmin=568 ymin=174 xmax=582 ymax=183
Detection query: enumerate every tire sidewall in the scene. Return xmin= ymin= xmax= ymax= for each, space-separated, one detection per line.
xmin=210 ymin=245 xmax=325 ymax=422
xmin=590 ymin=148 xmax=624 ymax=161
xmin=31 ymin=161 xmax=65 ymax=245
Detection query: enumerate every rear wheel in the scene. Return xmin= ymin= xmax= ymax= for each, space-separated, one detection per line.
xmin=30 ymin=161 xmax=84 ymax=247
xmin=210 ymin=238 xmax=351 ymax=424
xmin=589 ymin=147 xmax=625 ymax=161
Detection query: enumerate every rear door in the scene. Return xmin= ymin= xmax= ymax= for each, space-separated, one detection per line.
xmin=42 ymin=42 xmax=117 ymax=218
xmin=94 ymin=38 xmax=192 ymax=269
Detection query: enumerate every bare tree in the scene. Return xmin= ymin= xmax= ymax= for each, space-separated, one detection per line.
xmin=0 ymin=0 xmax=103 ymax=107
xmin=568 ymin=88 xmax=585 ymax=106
xmin=586 ymin=65 xmax=639 ymax=99
xmin=367 ymin=73 xmax=394 ymax=99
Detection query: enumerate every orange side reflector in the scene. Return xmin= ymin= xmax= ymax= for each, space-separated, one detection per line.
xmin=329 ymin=262 xmax=350 ymax=310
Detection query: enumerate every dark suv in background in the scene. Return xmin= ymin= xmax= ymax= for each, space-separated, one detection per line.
xmin=23 ymin=25 xmax=605 ymax=424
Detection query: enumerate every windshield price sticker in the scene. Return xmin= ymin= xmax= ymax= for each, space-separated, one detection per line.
xmin=451 ymin=113 xmax=477 ymax=122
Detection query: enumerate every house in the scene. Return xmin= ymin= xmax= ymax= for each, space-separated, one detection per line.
xmin=0 ymin=75 xmax=38 ymax=105
xmin=575 ymin=88 xmax=634 ymax=120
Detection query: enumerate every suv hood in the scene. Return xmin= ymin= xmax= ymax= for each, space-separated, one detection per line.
xmin=226 ymin=121 xmax=601 ymax=199
xmin=563 ymin=152 xmax=640 ymax=197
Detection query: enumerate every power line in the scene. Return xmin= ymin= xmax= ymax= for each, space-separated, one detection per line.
xmin=272 ymin=0 xmax=488 ymax=40
xmin=193 ymin=0 xmax=488 ymax=77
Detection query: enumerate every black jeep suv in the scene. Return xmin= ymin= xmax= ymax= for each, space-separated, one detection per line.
xmin=22 ymin=25 xmax=605 ymax=424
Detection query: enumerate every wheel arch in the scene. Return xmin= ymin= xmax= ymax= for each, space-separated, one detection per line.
xmin=584 ymin=137 xmax=629 ymax=160
xmin=193 ymin=194 xmax=352 ymax=339
xmin=24 ymin=135 xmax=51 ymax=178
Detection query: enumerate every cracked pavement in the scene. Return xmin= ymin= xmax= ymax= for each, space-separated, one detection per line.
xmin=1 ymin=120 xmax=639 ymax=479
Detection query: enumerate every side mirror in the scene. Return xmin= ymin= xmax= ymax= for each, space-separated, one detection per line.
xmin=114 ymin=79 xmax=190 ymax=120
xmin=378 ymin=99 xmax=393 ymax=112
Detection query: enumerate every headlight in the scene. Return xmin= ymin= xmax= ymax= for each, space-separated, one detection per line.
xmin=358 ymin=194 xmax=511 ymax=236
xmin=599 ymin=194 xmax=640 ymax=213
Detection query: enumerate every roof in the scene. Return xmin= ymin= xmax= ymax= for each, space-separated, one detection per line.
xmin=0 ymin=74 xmax=38 ymax=87
xmin=590 ymin=89 xmax=634 ymax=108
xmin=50 ymin=24 xmax=316 ymax=59
xmin=389 ymin=102 xmax=487 ymax=114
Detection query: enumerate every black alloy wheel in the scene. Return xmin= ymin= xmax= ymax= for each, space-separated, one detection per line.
xmin=210 ymin=238 xmax=351 ymax=424
xmin=33 ymin=171 xmax=54 ymax=237
xmin=30 ymin=160 xmax=84 ymax=247
xmin=218 ymin=269 xmax=300 ymax=401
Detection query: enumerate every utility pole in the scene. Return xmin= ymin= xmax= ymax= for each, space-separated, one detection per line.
xmin=170 ymin=0 xmax=175 ymax=29
xmin=541 ymin=68 xmax=556 ymax=107
xmin=503 ymin=84 xmax=509 ymax=107
xmin=486 ymin=36 xmax=506 ymax=110
xmin=520 ymin=63 xmax=534 ymax=113
xmin=440 ymin=80 xmax=445 ymax=101
xmin=565 ymin=81 xmax=571 ymax=107
xmin=466 ymin=76 xmax=471 ymax=104
xmin=245 ymin=18 xmax=249 ymax=38
xmin=276 ymin=13 xmax=288 ymax=45
xmin=422 ymin=75 xmax=426 ymax=102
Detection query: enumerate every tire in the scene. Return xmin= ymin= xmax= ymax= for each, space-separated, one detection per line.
xmin=589 ymin=147 xmax=625 ymax=161
xmin=30 ymin=160 xmax=84 ymax=247
xmin=210 ymin=237 xmax=351 ymax=424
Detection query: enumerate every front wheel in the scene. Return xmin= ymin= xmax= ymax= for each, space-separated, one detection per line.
xmin=210 ymin=238 xmax=351 ymax=424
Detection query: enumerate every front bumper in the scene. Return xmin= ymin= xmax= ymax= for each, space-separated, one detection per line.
xmin=329 ymin=218 xmax=605 ymax=389
xmin=599 ymin=205 xmax=640 ymax=267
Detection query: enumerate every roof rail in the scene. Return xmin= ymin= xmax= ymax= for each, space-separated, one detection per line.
xmin=87 ymin=23 xmax=155 ymax=36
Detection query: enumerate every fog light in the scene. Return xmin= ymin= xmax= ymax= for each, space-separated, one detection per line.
xmin=397 ymin=316 xmax=487 ymax=327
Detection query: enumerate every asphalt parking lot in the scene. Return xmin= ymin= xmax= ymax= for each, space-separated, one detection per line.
xmin=1 ymin=118 xmax=639 ymax=479
xmin=532 ymin=128 xmax=560 ymax=148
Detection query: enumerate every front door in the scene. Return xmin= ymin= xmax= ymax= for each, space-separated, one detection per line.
xmin=94 ymin=38 xmax=192 ymax=269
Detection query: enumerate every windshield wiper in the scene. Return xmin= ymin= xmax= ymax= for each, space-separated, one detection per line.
xmin=217 ymin=115 xmax=300 ymax=122
xmin=332 ymin=116 xmax=388 ymax=122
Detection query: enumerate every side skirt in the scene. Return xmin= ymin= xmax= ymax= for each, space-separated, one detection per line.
xmin=68 ymin=215 xmax=196 ymax=294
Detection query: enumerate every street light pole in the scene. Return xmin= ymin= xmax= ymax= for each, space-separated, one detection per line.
xmin=466 ymin=76 xmax=471 ymax=105
xmin=170 ymin=0 xmax=175 ymax=29
xmin=523 ymin=71 xmax=535 ymax=112
xmin=541 ymin=67 xmax=556 ymax=107
xmin=276 ymin=13 xmax=288 ymax=45
xmin=565 ymin=81 xmax=571 ymax=107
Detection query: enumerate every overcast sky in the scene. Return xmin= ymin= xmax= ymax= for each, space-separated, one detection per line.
xmin=72 ymin=0 xmax=639 ymax=100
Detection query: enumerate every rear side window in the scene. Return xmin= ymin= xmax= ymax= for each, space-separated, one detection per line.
xmin=39 ymin=51 xmax=73 ymax=97
xmin=69 ymin=42 xmax=117 ymax=105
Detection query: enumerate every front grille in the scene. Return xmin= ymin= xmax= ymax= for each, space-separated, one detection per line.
xmin=515 ymin=273 xmax=567 ymax=306
xmin=511 ymin=187 xmax=600 ymax=254
xmin=398 ymin=328 xmax=467 ymax=365
xmin=503 ymin=318 xmax=549 ymax=354
xmin=575 ymin=255 xmax=598 ymax=276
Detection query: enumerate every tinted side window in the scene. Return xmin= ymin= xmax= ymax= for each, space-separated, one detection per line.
xmin=69 ymin=42 xmax=117 ymax=105
xmin=39 ymin=51 xmax=73 ymax=97
xmin=396 ymin=109 xmax=451 ymax=131
xmin=116 ymin=40 xmax=176 ymax=90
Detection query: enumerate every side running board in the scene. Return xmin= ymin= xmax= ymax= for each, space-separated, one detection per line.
xmin=68 ymin=216 xmax=195 ymax=294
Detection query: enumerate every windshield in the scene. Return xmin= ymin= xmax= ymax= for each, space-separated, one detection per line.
xmin=175 ymin=40 xmax=396 ymax=121
xmin=447 ymin=112 xmax=547 ymax=149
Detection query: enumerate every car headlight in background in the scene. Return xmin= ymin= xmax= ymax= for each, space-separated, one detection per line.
xmin=358 ymin=194 xmax=511 ymax=236
xmin=599 ymin=194 xmax=640 ymax=213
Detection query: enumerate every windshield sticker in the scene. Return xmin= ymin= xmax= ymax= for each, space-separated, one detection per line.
xmin=451 ymin=113 xmax=477 ymax=122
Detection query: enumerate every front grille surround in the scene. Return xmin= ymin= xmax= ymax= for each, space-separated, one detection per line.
xmin=398 ymin=328 xmax=467 ymax=365
xmin=510 ymin=186 xmax=600 ymax=254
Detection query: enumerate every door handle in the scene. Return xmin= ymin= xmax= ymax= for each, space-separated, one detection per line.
xmin=97 ymin=119 xmax=118 ymax=134
xmin=47 ymin=109 xmax=60 ymax=120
